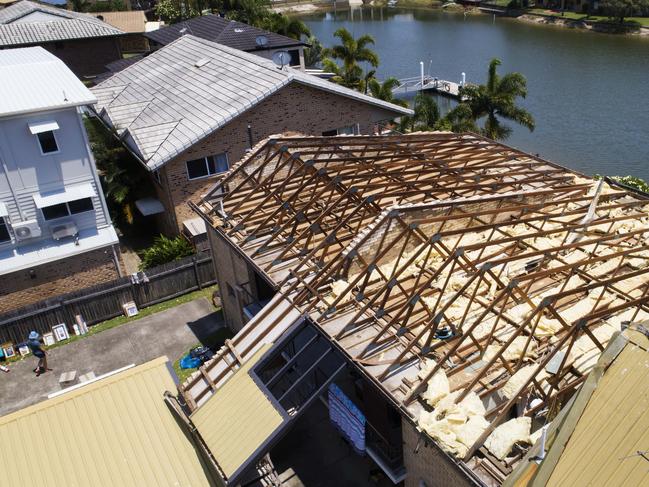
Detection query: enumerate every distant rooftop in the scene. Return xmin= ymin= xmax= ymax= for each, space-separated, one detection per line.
xmin=92 ymin=10 xmax=147 ymax=34
xmin=0 ymin=46 xmax=96 ymax=116
xmin=91 ymin=35 xmax=412 ymax=171
xmin=145 ymin=13 xmax=306 ymax=51
xmin=0 ymin=0 xmax=123 ymax=47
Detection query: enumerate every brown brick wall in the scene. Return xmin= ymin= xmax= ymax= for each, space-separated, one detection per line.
xmin=0 ymin=246 xmax=121 ymax=313
xmin=402 ymin=419 xmax=476 ymax=487
xmin=42 ymin=37 xmax=122 ymax=77
xmin=207 ymin=226 xmax=258 ymax=333
xmin=164 ymin=82 xmax=401 ymax=232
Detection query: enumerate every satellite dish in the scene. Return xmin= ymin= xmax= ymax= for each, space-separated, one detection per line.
xmin=272 ymin=50 xmax=291 ymax=69
xmin=255 ymin=35 xmax=269 ymax=48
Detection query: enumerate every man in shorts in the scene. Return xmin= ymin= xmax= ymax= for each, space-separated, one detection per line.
xmin=27 ymin=331 xmax=49 ymax=377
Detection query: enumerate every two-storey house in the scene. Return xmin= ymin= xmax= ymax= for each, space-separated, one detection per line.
xmin=0 ymin=46 xmax=120 ymax=313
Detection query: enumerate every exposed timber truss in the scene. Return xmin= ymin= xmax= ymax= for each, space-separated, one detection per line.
xmin=187 ymin=133 xmax=649 ymax=483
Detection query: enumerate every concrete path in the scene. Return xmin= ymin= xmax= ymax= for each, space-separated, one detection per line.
xmin=0 ymin=298 xmax=224 ymax=416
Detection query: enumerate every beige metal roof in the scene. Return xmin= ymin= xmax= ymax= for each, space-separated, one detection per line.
xmin=191 ymin=343 xmax=285 ymax=481
xmin=0 ymin=357 xmax=215 ymax=486
xmin=93 ymin=10 xmax=146 ymax=33
xmin=545 ymin=329 xmax=649 ymax=487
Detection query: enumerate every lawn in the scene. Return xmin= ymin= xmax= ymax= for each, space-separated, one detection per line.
xmin=172 ymin=327 xmax=233 ymax=383
xmin=527 ymin=8 xmax=649 ymax=27
xmin=2 ymin=285 xmax=219 ymax=365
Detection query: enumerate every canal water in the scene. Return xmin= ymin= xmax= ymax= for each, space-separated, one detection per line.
xmin=301 ymin=8 xmax=649 ymax=179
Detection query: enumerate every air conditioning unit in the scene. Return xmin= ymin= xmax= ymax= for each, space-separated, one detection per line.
xmin=13 ymin=220 xmax=42 ymax=241
xmin=51 ymin=221 xmax=78 ymax=240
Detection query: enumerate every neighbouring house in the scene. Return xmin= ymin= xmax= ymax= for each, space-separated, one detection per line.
xmin=0 ymin=47 xmax=120 ymax=313
xmin=90 ymin=35 xmax=412 ymax=237
xmin=505 ymin=326 xmax=649 ymax=487
xmin=93 ymin=10 xmax=160 ymax=53
xmin=0 ymin=0 xmax=124 ymax=78
xmin=144 ymin=13 xmax=309 ymax=70
xmin=183 ymin=132 xmax=649 ymax=486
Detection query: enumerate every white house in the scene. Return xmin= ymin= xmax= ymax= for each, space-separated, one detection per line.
xmin=0 ymin=46 xmax=120 ymax=313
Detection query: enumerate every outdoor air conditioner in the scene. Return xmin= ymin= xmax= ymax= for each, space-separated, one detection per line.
xmin=13 ymin=220 xmax=42 ymax=241
xmin=51 ymin=221 xmax=78 ymax=240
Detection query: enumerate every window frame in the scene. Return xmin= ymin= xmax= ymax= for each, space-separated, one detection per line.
xmin=185 ymin=153 xmax=229 ymax=181
xmin=36 ymin=130 xmax=60 ymax=156
xmin=41 ymin=197 xmax=94 ymax=221
xmin=0 ymin=217 xmax=11 ymax=243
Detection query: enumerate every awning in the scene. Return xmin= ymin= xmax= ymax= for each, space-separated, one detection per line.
xmin=28 ymin=121 xmax=60 ymax=135
xmin=0 ymin=202 xmax=8 ymax=218
xmin=183 ymin=217 xmax=206 ymax=237
xmin=33 ymin=183 xmax=95 ymax=208
xmin=135 ymin=197 xmax=165 ymax=216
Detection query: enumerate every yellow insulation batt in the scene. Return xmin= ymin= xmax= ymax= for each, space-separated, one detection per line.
xmin=419 ymin=360 xmax=450 ymax=407
xmin=484 ymin=417 xmax=532 ymax=460
xmin=500 ymin=365 xmax=548 ymax=399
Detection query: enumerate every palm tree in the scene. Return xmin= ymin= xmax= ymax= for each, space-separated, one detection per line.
xmin=260 ymin=13 xmax=310 ymax=40
xmin=368 ymin=77 xmax=408 ymax=108
xmin=304 ymin=35 xmax=324 ymax=68
xmin=398 ymin=93 xmax=442 ymax=133
xmin=458 ymin=58 xmax=534 ymax=141
xmin=323 ymin=28 xmax=379 ymax=92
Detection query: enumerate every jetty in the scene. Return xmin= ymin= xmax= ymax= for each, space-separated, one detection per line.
xmin=392 ymin=62 xmax=467 ymax=99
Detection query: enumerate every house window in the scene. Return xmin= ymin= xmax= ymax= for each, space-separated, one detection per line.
xmin=288 ymin=49 xmax=300 ymax=66
xmin=0 ymin=218 xmax=10 ymax=242
xmin=186 ymin=153 xmax=228 ymax=180
xmin=322 ymin=125 xmax=356 ymax=136
xmin=42 ymin=197 xmax=94 ymax=221
xmin=37 ymin=131 xmax=59 ymax=154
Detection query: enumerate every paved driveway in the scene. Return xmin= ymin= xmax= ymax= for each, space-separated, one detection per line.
xmin=0 ymin=298 xmax=224 ymax=416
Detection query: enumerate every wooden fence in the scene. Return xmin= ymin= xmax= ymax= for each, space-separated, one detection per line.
xmin=0 ymin=253 xmax=217 ymax=344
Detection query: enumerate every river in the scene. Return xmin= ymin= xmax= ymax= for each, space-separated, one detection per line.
xmin=300 ymin=8 xmax=649 ymax=179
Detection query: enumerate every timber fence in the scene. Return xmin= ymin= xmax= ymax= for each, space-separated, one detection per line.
xmin=0 ymin=253 xmax=216 ymax=344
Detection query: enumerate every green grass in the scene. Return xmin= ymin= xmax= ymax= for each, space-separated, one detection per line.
xmin=2 ymin=286 xmax=218 ymax=366
xmin=172 ymin=327 xmax=233 ymax=383
xmin=527 ymin=8 xmax=649 ymax=26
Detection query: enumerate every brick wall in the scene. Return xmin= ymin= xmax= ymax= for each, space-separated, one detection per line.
xmin=0 ymin=246 xmax=121 ymax=313
xmin=207 ymin=226 xmax=258 ymax=332
xmin=402 ymin=419 xmax=476 ymax=487
xmin=42 ymin=37 xmax=122 ymax=78
xmin=163 ymin=82 xmax=401 ymax=232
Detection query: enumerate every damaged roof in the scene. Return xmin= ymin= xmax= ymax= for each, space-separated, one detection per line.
xmin=0 ymin=0 xmax=123 ymax=46
xmin=90 ymin=35 xmax=412 ymax=172
xmin=145 ymin=14 xmax=306 ymax=51
xmin=186 ymin=132 xmax=649 ymax=485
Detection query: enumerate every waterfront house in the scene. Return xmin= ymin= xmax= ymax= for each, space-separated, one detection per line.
xmin=144 ymin=13 xmax=309 ymax=70
xmin=0 ymin=47 xmax=120 ymax=313
xmin=0 ymin=0 xmax=124 ymax=78
xmin=183 ymin=132 xmax=649 ymax=486
xmin=90 ymin=35 xmax=412 ymax=236
xmin=93 ymin=10 xmax=158 ymax=53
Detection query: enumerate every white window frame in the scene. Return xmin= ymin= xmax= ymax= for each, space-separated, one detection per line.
xmin=41 ymin=198 xmax=94 ymax=221
xmin=36 ymin=130 xmax=60 ymax=156
xmin=185 ymin=153 xmax=229 ymax=181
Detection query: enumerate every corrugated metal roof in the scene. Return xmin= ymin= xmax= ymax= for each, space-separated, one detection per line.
xmin=545 ymin=330 xmax=649 ymax=487
xmin=191 ymin=343 xmax=284 ymax=481
xmin=93 ymin=10 xmax=146 ymax=33
xmin=0 ymin=357 xmax=215 ymax=486
xmin=145 ymin=14 xmax=305 ymax=50
xmin=0 ymin=0 xmax=123 ymax=46
xmin=0 ymin=46 xmax=96 ymax=116
xmin=92 ymin=35 xmax=412 ymax=171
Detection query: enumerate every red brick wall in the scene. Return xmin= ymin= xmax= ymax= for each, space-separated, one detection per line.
xmin=0 ymin=246 xmax=121 ymax=313
xmin=42 ymin=37 xmax=122 ymax=77
xmin=162 ymin=82 xmax=402 ymax=232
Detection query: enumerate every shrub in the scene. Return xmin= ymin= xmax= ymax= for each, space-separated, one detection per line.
xmin=594 ymin=174 xmax=649 ymax=193
xmin=139 ymin=235 xmax=194 ymax=270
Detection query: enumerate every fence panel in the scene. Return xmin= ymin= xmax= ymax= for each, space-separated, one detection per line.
xmin=0 ymin=254 xmax=216 ymax=345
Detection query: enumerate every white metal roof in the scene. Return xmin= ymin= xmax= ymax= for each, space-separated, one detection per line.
xmin=91 ymin=35 xmax=413 ymax=171
xmin=33 ymin=182 xmax=96 ymax=208
xmin=135 ymin=197 xmax=165 ymax=216
xmin=0 ymin=46 xmax=96 ymax=117
xmin=0 ymin=0 xmax=123 ymax=46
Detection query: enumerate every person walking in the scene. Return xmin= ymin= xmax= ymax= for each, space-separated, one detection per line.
xmin=27 ymin=331 xmax=49 ymax=377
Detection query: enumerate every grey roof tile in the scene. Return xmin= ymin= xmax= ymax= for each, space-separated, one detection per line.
xmin=92 ymin=35 xmax=412 ymax=171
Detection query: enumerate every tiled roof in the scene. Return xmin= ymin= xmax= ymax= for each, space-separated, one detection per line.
xmin=0 ymin=0 xmax=123 ymax=46
xmin=93 ymin=10 xmax=146 ymax=33
xmin=144 ymin=13 xmax=306 ymax=51
xmin=91 ymin=35 xmax=412 ymax=171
